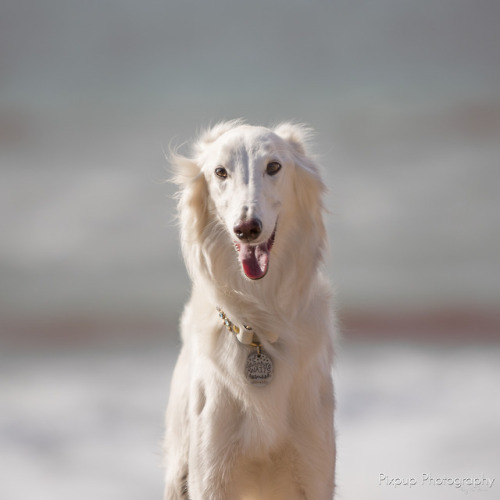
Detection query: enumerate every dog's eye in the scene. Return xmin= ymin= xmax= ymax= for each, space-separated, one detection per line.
xmin=215 ymin=167 xmax=228 ymax=179
xmin=266 ymin=161 xmax=282 ymax=176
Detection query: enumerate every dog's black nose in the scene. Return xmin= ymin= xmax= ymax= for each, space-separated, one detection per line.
xmin=233 ymin=218 xmax=262 ymax=242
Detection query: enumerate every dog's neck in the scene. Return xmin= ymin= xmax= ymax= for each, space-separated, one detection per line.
xmin=189 ymin=222 xmax=325 ymax=334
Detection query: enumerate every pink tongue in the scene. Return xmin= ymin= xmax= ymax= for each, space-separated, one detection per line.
xmin=239 ymin=242 xmax=270 ymax=280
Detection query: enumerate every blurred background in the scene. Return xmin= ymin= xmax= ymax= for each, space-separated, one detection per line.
xmin=1 ymin=0 xmax=499 ymax=498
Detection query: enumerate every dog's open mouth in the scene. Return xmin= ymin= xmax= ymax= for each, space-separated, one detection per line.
xmin=234 ymin=227 xmax=276 ymax=280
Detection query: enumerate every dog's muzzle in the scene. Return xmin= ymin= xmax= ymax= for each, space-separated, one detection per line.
xmin=233 ymin=221 xmax=276 ymax=280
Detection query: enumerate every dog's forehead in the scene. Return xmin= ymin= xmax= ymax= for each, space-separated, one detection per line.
xmin=214 ymin=126 xmax=283 ymax=161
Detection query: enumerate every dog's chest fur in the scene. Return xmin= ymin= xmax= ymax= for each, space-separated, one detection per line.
xmin=181 ymin=286 xmax=333 ymax=458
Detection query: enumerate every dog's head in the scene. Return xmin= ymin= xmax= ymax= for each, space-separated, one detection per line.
xmin=172 ymin=120 xmax=326 ymax=286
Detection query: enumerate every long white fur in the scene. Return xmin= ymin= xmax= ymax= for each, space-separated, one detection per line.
xmin=164 ymin=120 xmax=337 ymax=499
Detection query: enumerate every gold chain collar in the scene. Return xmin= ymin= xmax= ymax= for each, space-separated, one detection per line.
xmin=216 ymin=306 xmax=263 ymax=350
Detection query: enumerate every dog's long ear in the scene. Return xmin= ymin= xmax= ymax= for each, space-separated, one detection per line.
xmin=170 ymin=150 xmax=209 ymax=269
xmin=274 ymin=121 xmax=325 ymax=189
xmin=273 ymin=122 xmax=312 ymax=156
xmin=274 ymin=121 xmax=326 ymax=201
xmin=274 ymin=122 xmax=327 ymax=256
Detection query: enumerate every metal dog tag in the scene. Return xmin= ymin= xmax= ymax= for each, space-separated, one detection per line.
xmin=245 ymin=351 xmax=273 ymax=386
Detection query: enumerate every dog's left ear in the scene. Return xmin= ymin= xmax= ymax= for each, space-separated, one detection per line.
xmin=274 ymin=122 xmax=323 ymax=178
xmin=274 ymin=122 xmax=325 ymax=191
xmin=274 ymin=122 xmax=327 ymax=251
xmin=273 ymin=122 xmax=312 ymax=156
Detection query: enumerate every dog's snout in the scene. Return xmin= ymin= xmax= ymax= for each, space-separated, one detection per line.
xmin=233 ymin=218 xmax=262 ymax=242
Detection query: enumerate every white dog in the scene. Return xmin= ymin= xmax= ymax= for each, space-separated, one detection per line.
xmin=164 ymin=120 xmax=337 ymax=499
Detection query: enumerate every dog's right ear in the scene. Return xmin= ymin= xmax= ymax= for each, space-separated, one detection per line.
xmin=170 ymin=151 xmax=201 ymax=186
xmin=169 ymin=150 xmax=210 ymax=276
